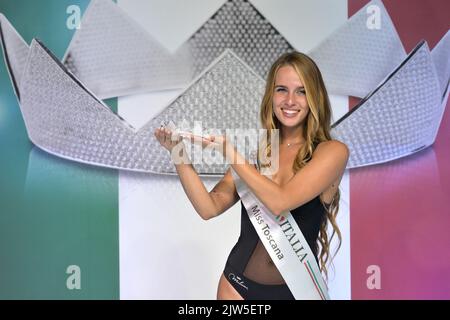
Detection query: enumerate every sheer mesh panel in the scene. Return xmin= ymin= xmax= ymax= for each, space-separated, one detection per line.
xmin=243 ymin=240 xmax=285 ymax=285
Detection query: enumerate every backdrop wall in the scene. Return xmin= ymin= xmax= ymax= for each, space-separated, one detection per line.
xmin=0 ymin=0 xmax=448 ymax=300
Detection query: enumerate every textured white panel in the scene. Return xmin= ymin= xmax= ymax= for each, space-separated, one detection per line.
xmin=20 ymin=39 xmax=264 ymax=175
xmin=62 ymin=0 xmax=193 ymax=99
xmin=431 ymin=30 xmax=450 ymax=99
xmin=117 ymin=0 xmax=227 ymax=52
xmin=21 ymin=40 xmax=138 ymax=169
xmin=309 ymin=0 xmax=406 ymax=98
xmin=177 ymin=0 xmax=294 ymax=79
xmin=0 ymin=13 xmax=29 ymax=100
xmin=331 ymin=42 xmax=442 ymax=168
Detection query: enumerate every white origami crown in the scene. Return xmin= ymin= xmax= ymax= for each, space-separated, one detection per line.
xmin=0 ymin=0 xmax=449 ymax=175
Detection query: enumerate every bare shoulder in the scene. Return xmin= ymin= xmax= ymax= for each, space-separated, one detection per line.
xmin=313 ymin=140 xmax=349 ymax=159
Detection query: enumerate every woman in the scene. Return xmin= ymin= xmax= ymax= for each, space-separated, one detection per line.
xmin=154 ymin=52 xmax=349 ymax=300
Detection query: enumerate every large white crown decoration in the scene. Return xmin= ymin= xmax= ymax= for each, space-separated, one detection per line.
xmin=0 ymin=0 xmax=448 ymax=174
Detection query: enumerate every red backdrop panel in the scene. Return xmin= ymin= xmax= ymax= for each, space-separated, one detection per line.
xmin=348 ymin=0 xmax=450 ymax=299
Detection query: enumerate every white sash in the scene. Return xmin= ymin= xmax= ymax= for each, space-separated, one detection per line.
xmin=231 ymin=169 xmax=330 ymax=300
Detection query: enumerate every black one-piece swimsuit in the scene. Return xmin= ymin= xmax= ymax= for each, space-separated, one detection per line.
xmin=223 ymin=196 xmax=326 ymax=300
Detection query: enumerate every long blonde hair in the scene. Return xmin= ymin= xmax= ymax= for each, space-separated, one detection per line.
xmin=259 ymin=52 xmax=342 ymax=281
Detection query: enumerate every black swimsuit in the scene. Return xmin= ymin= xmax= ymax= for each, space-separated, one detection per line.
xmin=224 ymin=196 xmax=326 ymax=300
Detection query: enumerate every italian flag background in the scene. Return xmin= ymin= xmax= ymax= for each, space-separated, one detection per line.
xmin=0 ymin=0 xmax=448 ymax=299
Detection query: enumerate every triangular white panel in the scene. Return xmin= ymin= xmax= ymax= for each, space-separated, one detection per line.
xmin=62 ymin=0 xmax=193 ymax=99
xmin=138 ymin=49 xmax=265 ymax=175
xmin=21 ymin=39 xmax=137 ymax=170
xmin=331 ymin=42 xmax=442 ymax=168
xmin=20 ymin=39 xmax=264 ymax=175
xmin=0 ymin=13 xmax=29 ymax=100
xmin=309 ymin=0 xmax=406 ymax=98
xmin=177 ymin=0 xmax=294 ymax=79
xmin=431 ymin=30 xmax=450 ymax=99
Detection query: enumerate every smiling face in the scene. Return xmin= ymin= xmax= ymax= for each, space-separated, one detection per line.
xmin=272 ymin=65 xmax=310 ymax=129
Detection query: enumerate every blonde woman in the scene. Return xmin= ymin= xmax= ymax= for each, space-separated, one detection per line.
xmin=154 ymin=52 xmax=349 ymax=300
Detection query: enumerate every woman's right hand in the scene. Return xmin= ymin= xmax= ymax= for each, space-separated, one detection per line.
xmin=154 ymin=126 xmax=183 ymax=152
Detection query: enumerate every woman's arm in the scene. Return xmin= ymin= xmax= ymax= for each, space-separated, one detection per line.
xmin=175 ymin=163 xmax=239 ymax=220
xmin=223 ymin=138 xmax=349 ymax=215
xmin=154 ymin=127 xmax=239 ymax=220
